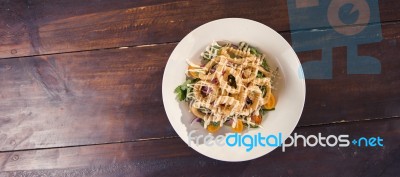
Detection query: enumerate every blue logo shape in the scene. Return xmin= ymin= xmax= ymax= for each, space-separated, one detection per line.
xmin=287 ymin=0 xmax=382 ymax=79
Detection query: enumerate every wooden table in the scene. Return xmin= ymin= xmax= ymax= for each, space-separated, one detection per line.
xmin=0 ymin=0 xmax=399 ymax=176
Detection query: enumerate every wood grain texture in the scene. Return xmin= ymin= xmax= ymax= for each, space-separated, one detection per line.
xmin=0 ymin=22 xmax=398 ymax=152
xmin=0 ymin=0 xmax=399 ymax=59
xmin=0 ymin=44 xmax=174 ymax=151
xmin=0 ymin=0 xmax=398 ymax=175
xmin=0 ymin=118 xmax=399 ymax=177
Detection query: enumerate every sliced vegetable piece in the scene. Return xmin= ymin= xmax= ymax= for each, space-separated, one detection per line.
xmin=232 ymin=120 xmax=244 ymax=133
xmin=252 ymin=115 xmax=262 ymax=125
xmin=187 ymin=65 xmax=201 ymax=78
xmin=264 ymin=93 xmax=276 ymax=109
xmin=207 ymin=123 xmax=221 ymax=133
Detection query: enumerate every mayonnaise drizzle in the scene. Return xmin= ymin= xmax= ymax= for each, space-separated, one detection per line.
xmin=186 ymin=45 xmax=273 ymax=129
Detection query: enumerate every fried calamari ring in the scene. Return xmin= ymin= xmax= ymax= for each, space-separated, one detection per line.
xmin=213 ymin=96 xmax=240 ymax=116
xmin=192 ymin=81 xmax=220 ymax=103
xmin=226 ymin=47 xmax=252 ymax=58
xmin=262 ymin=81 xmax=272 ymax=106
xmin=198 ymin=56 xmax=221 ymax=81
xmin=258 ymin=65 xmax=272 ymax=77
xmin=252 ymin=78 xmax=272 ymax=106
xmin=190 ymin=101 xmax=209 ymax=119
xmin=219 ymin=48 xmax=245 ymax=64
xmin=238 ymin=86 xmax=262 ymax=116
xmin=253 ymin=77 xmax=270 ymax=86
xmin=240 ymin=64 xmax=259 ymax=84
xmin=216 ymin=65 xmax=242 ymax=94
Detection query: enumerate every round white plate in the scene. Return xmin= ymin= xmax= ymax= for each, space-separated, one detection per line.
xmin=162 ymin=18 xmax=305 ymax=162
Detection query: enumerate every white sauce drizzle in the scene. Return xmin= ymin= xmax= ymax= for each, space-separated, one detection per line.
xmin=186 ymin=44 xmax=275 ymax=130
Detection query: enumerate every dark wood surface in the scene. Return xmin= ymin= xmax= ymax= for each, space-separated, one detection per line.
xmin=0 ymin=0 xmax=399 ymax=176
xmin=1 ymin=118 xmax=399 ymax=177
xmin=0 ymin=0 xmax=399 ymax=59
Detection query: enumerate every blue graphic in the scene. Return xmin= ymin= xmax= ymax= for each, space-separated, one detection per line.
xmin=352 ymin=139 xmax=357 ymax=145
xmin=352 ymin=137 xmax=384 ymax=147
xmin=287 ymin=0 xmax=382 ymax=79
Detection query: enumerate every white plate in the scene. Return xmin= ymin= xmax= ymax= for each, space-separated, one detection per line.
xmin=162 ymin=18 xmax=305 ymax=162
